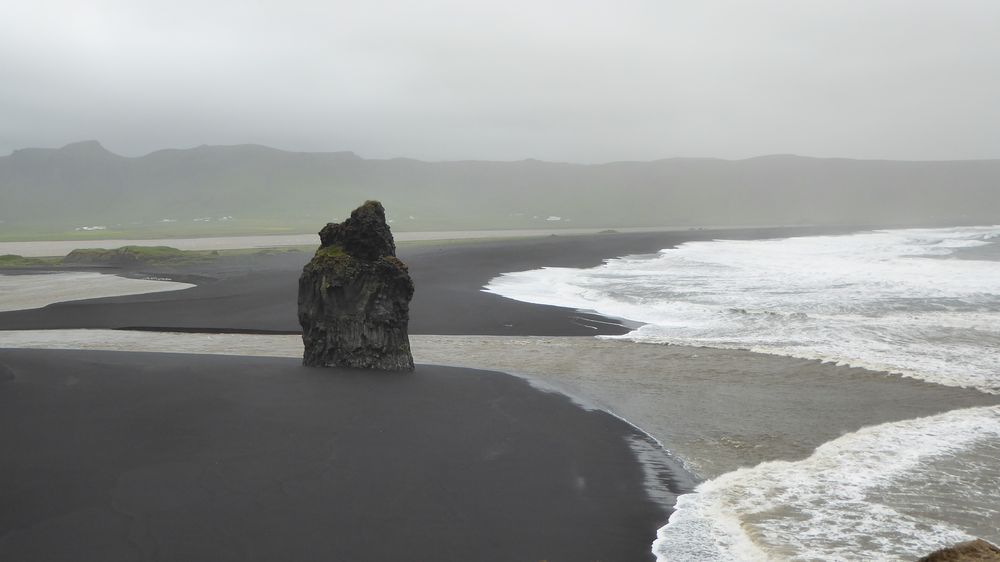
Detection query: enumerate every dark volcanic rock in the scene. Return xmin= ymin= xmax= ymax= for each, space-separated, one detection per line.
xmin=318 ymin=206 xmax=396 ymax=261
xmin=917 ymin=539 xmax=1000 ymax=561
xmin=298 ymin=201 xmax=415 ymax=371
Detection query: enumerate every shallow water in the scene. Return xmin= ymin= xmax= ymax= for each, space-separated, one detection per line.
xmin=0 ymin=272 xmax=193 ymax=312
xmin=3 ymin=225 xmax=999 ymax=560
xmin=483 ymin=225 xmax=1000 ymax=560
xmin=485 ymin=225 xmax=1000 ymax=393
xmin=2 ymin=328 xmax=997 ymax=562
xmin=5 ymin=331 xmax=993 ymax=477
xmin=655 ymin=406 xmax=1000 ymax=561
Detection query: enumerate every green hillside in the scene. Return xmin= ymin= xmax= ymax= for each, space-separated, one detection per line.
xmin=2 ymin=141 xmax=998 ymax=239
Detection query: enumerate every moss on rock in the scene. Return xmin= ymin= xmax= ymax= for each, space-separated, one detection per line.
xmin=298 ymin=201 xmax=414 ymax=371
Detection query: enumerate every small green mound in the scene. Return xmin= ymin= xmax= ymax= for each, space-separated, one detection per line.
xmin=62 ymin=246 xmax=205 ymax=266
xmin=0 ymin=254 xmax=47 ymax=267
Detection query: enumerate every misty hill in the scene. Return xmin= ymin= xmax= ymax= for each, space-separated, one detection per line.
xmin=2 ymin=141 xmax=998 ymax=234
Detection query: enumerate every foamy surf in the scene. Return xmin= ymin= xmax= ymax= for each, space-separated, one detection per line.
xmin=484 ymin=225 xmax=1000 ymax=560
xmin=654 ymin=406 xmax=1000 ymax=561
xmin=484 ymin=225 xmax=1000 ymax=394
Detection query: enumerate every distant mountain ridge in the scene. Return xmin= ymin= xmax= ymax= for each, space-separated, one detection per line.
xmin=2 ymin=141 xmax=998 ymax=233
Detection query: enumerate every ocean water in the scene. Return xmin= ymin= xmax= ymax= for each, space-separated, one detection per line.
xmin=484 ymin=225 xmax=1000 ymax=560
xmin=3 ymin=227 xmax=998 ymax=560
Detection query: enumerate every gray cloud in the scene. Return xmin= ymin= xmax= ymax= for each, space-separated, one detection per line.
xmin=2 ymin=0 xmax=999 ymax=161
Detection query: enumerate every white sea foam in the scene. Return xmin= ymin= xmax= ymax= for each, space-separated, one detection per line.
xmin=654 ymin=406 xmax=1000 ymax=561
xmin=0 ymin=272 xmax=194 ymax=312
xmin=484 ymin=225 xmax=1000 ymax=560
xmin=484 ymin=225 xmax=1000 ymax=394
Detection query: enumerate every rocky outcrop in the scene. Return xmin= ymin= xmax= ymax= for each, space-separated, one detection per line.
xmin=917 ymin=539 xmax=1000 ymax=562
xmin=297 ymin=201 xmax=414 ymax=371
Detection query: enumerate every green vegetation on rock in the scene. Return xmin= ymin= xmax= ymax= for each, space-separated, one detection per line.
xmin=315 ymin=244 xmax=347 ymax=259
xmin=298 ymin=201 xmax=414 ymax=371
xmin=307 ymin=244 xmax=359 ymax=276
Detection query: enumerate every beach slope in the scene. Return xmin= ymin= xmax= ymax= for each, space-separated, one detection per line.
xmin=0 ymin=349 xmax=665 ymax=562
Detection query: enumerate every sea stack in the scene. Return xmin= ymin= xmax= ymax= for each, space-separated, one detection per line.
xmin=297 ymin=200 xmax=415 ymax=371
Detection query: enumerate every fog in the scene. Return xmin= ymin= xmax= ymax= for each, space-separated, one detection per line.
xmin=2 ymin=1 xmax=1000 ymax=162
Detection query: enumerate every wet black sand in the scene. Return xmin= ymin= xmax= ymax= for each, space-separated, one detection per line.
xmin=0 ymin=225 xmax=855 ymax=561
xmin=0 ymin=349 xmax=668 ymax=562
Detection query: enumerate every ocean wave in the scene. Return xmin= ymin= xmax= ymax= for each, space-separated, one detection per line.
xmin=484 ymin=225 xmax=1000 ymax=559
xmin=653 ymin=405 xmax=1000 ymax=561
xmin=484 ymin=225 xmax=1000 ymax=394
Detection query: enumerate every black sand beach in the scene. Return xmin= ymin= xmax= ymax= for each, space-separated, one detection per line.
xmin=0 ymin=349 xmax=667 ymax=561
xmin=0 ymin=225 xmax=847 ymax=335
xmin=0 ymin=225 xmax=888 ymax=561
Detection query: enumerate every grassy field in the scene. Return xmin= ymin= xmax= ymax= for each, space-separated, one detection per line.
xmin=0 ymin=254 xmax=61 ymax=267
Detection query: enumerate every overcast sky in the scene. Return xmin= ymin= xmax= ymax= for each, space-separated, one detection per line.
xmin=3 ymin=0 xmax=999 ymax=162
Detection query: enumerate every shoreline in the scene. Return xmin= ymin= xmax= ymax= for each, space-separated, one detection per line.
xmin=0 ymin=224 xmax=861 ymax=258
xmin=0 ymin=230 xmax=737 ymax=561
xmin=0 ymin=226 xmax=703 ymax=257
xmin=0 ymin=225 xmax=860 ymax=336
xmin=4 ymin=224 xmax=994 ymax=559
xmin=6 ymin=223 xmax=993 ymax=479
xmin=0 ymin=348 xmax=670 ymax=561
xmin=3 ymin=329 xmax=996 ymax=480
